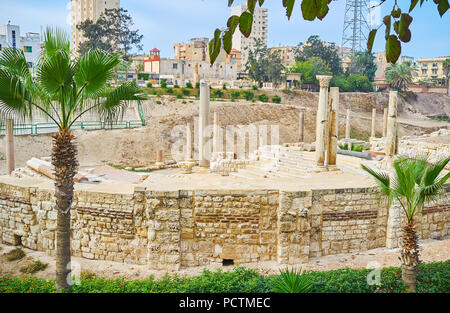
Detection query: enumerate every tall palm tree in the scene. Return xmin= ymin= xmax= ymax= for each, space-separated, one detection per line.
xmin=0 ymin=27 xmax=146 ymax=292
xmin=362 ymin=156 xmax=449 ymax=292
xmin=385 ymin=61 xmax=415 ymax=93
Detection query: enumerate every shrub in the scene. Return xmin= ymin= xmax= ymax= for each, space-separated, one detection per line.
xmin=176 ymin=93 xmax=183 ymax=99
xmin=271 ymin=268 xmax=312 ymax=293
xmin=81 ymin=270 xmax=97 ymax=280
xmin=282 ymin=88 xmax=291 ymax=94
xmin=186 ymin=82 xmax=193 ymax=88
xmin=243 ymin=90 xmax=254 ymax=100
xmin=174 ymin=84 xmax=180 ymax=89
xmin=195 ymin=82 xmax=200 ymax=89
xmin=181 ymin=88 xmax=190 ymax=96
xmin=222 ymin=83 xmax=227 ymax=90
xmin=138 ymin=73 xmax=150 ymax=81
xmin=251 ymin=84 xmax=258 ymax=90
xmin=231 ymin=91 xmax=241 ymax=100
xmin=6 ymin=248 xmax=26 ymax=261
xmin=156 ymin=100 xmax=162 ymax=105
xmin=271 ymin=95 xmax=281 ymax=103
xmin=0 ymin=262 xmax=448 ymax=293
xmin=20 ymin=260 xmax=48 ymax=274
xmin=165 ymin=88 xmax=174 ymax=94
xmin=160 ymin=80 xmax=167 ymax=88
xmin=258 ymin=94 xmax=269 ymax=102
xmin=146 ymin=82 xmax=153 ymax=88
xmin=213 ymin=89 xmax=224 ymax=98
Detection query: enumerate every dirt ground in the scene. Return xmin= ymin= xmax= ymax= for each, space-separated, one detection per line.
xmin=1 ymin=237 xmax=448 ymax=281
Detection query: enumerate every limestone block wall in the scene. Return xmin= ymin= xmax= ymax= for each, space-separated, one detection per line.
xmin=0 ymin=177 xmax=449 ymax=270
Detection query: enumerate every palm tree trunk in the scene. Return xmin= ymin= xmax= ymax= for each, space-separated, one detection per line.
xmin=52 ymin=129 xmax=78 ymax=292
xmin=400 ymin=220 xmax=420 ymax=292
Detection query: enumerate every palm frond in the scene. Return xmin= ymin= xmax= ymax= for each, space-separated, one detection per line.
xmin=74 ymin=49 xmax=120 ymax=98
xmin=423 ymin=157 xmax=450 ymax=186
xmin=36 ymin=49 xmax=74 ymax=95
xmin=361 ymin=164 xmax=391 ymax=197
xmin=0 ymin=48 xmax=32 ymax=81
xmin=43 ymin=26 xmax=70 ymax=58
xmin=0 ymin=69 xmax=33 ymax=123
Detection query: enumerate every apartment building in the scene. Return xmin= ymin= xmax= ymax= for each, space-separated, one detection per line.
xmin=416 ymin=57 xmax=449 ymax=81
xmin=231 ymin=4 xmax=268 ymax=66
xmin=0 ymin=22 xmax=41 ymax=69
xmin=71 ymin=0 xmax=120 ymax=52
xmin=269 ymin=45 xmax=295 ymax=68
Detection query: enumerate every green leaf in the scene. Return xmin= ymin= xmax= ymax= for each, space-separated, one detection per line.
xmin=247 ymin=0 xmax=257 ymax=13
xmin=367 ymin=29 xmax=377 ymax=54
xmin=383 ymin=15 xmax=391 ymax=39
xmin=223 ymin=30 xmax=233 ymax=54
xmin=397 ymin=13 xmax=413 ymax=43
xmin=386 ymin=35 xmax=401 ymax=63
xmin=317 ymin=0 xmax=330 ymax=20
xmin=239 ymin=11 xmax=254 ymax=38
xmin=227 ymin=15 xmax=240 ymax=34
xmin=435 ymin=0 xmax=449 ymax=17
xmin=283 ymin=0 xmax=296 ymax=20
xmin=409 ymin=0 xmax=419 ymax=12
xmin=258 ymin=0 xmax=265 ymax=5
xmin=209 ymin=29 xmax=222 ymax=65
xmin=391 ymin=7 xmax=401 ymax=18
xmin=301 ymin=0 xmax=318 ymax=21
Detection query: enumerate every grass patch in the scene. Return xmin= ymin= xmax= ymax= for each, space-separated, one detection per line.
xmin=5 ymin=248 xmax=26 ymax=261
xmin=20 ymin=260 xmax=48 ymax=274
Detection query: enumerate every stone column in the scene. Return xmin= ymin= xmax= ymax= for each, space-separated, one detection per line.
xmin=371 ymin=108 xmax=377 ymax=139
xmin=299 ymin=111 xmax=304 ymax=143
xmin=385 ymin=91 xmax=398 ymax=163
xmin=383 ymin=108 xmax=388 ymax=137
xmin=185 ymin=122 xmax=193 ymax=161
xmin=194 ymin=63 xmax=200 ymax=86
xmin=199 ymin=81 xmax=210 ymax=167
xmin=345 ymin=109 xmax=351 ymax=140
xmin=6 ymin=119 xmax=15 ymax=174
xmin=327 ymin=87 xmax=339 ymax=170
xmin=314 ymin=75 xmax=332 ymax=171
xmin=156 ymin=149 xmax=163 ymax=166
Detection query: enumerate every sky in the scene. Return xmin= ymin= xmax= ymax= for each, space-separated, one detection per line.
xmin=1 ymin=0 xmax=449 ymax=60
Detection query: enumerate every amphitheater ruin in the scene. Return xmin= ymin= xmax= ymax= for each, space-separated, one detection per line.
xmin=0 ymin=76 xmax=449 ymax=271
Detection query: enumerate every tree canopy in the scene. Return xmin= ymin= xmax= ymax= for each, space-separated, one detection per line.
xmin=245 ymin=39 xmax=284 ymax=86
xmin=77 ymin=8 xmax=143 ymax=59
xmin=346 ymin=51 xmax=377 ymax=82
xmin=295 ymin=35 xmax=343 ymax=76
xmin=208 ymin=0 xmax=449 ymax=65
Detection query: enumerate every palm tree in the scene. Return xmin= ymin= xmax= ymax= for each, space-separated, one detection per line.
xmin=385 ymin=61 xmax=415 ymax=93
xmin=362 ymin=156 xmax=449 ymax=292
xmin=0 ymin=27 xmax=146 ymax=292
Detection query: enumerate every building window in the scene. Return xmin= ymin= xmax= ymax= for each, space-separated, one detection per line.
xmin=173 ymin=63 xmax=178 ymax=69
xmin=23 ymin=46 xmax=32 ymax=53
xmin=422 ymin=63 xmax=427 ymax=67
xmin=432 ymin=63 xmax=438 ymax=67
xmin=432 ymin=69 xmax=438 ymax=74
xmin=422 ymin=69 xmax=427 ymax=75
xmin=12 ymin=30 xmax=16 ymax=48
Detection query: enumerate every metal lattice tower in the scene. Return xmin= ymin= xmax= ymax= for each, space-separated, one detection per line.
xmin=341 ymin=0 xmax=372 ymax=56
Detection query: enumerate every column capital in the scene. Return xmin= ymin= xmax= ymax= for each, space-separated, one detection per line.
xmin=316 ymin=75 xmax=332 ymax=88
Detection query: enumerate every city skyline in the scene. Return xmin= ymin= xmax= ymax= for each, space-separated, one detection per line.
xmin=0 ymin=0 xmax=449 ymax=60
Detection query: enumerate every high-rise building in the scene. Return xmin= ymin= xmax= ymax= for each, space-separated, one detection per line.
xmin=0 ymin=22 xmax=41 ymax=69
xmin=71 ymin=0 xmax=120 ymax=52
xmin=269 ymin=45 xmax=295 ymax=68
xmin=230 ymin=4 xmax=268 ymax=67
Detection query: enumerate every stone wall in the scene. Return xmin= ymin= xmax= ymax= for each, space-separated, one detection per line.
xmin=0 ymin=177 xmax=449 ymax=270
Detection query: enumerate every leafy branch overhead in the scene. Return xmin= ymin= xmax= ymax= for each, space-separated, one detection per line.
xmin=210 ymin=0 xmax=449 ymax=65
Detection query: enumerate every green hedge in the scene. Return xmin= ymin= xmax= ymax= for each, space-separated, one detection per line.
xmin=1 ymin=261 xmax=448 ymax=293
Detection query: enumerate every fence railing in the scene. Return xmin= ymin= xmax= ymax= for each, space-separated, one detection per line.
xmin=0 ymin=120 xmax=145 ymax=136
xmin=0 ymin=101 xmax=147 ymax=136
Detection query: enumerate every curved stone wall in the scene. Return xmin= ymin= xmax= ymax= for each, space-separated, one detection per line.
xmin=0 ymin=177 xmax=448 ymax=270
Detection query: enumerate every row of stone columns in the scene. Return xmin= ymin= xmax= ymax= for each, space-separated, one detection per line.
xmin=314 ymin=75 xmax=339 ymax=171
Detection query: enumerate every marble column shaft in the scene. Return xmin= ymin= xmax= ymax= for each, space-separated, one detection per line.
xmin=315 ymin=75 xmax=332 ymax=168
xmin=299 ymin=111 xmax=305 ymax=143
xmin=383 ymin=108 xmax=388 ymax=137
xmin=6 ymin=119 xmax=15 ymax=174
xmin=327 ymin=87 xmax=339 ymax=168
xmin=371 ymin=108 xmax=377 ymax=138
xmin=385 ymin=91 xmax=398 ymax=160
xmin=345 ymin=109 xmax=351 ymax=139
xmin=199 ymin=81 xmax=210 ymax=167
